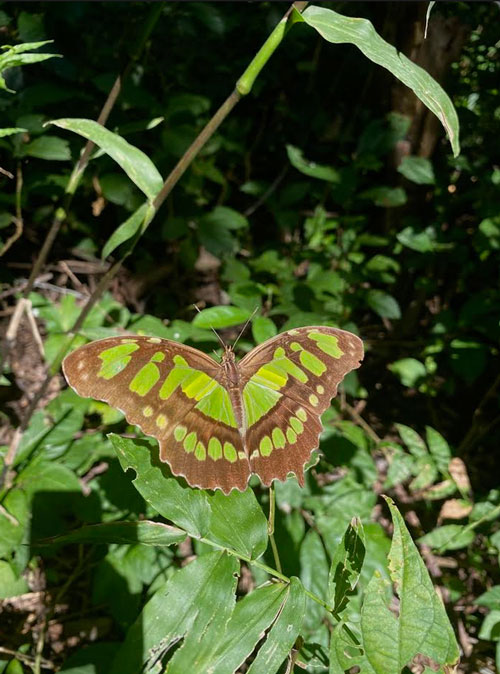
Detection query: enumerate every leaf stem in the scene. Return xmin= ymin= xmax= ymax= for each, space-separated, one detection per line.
xmin=268 ymin=481 xmax=283 ymax=574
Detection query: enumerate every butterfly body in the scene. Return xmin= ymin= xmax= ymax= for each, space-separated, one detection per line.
xmin=63 ymin=326 xmax=363 ymax=493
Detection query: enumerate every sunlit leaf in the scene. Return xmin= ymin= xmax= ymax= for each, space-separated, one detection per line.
xmin=192 ymin=305 xmax=252 ymax=329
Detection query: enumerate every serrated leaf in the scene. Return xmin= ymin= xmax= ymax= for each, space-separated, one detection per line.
xmin=286 ymin=145 xmax=339 ymax=182
xmin=39 ymin=520 xmax=186 ymax=547
xmin=110 ymin=551 xmax=239 ymax=674
xmin=360 ymin=498 xmax=459 ymax=672
xmin=328 ymin=517 xmax=365 ymax=614
xmin=366 ymin=289 xmax=401 ymax=320
xmin=252 ymin=316 xmax=277 ymax=344
xmin=296 ymin=6 xmax=459 ymax=156
xmin=101 ymin=202 xmax=154 ymax=259
xmin=192 ymin=305 xmax=252 ymax=329
xmin=50 ymin=118 xmax=163 ymax=200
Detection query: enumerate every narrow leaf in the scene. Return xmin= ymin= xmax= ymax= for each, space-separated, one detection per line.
xmin=396 ymin=423 xmax=428 ymax=458
xmin=286 ymin=145 xmax=340 ymax=182
xmin=49 ymin=118 xmax=163 ymax=200
xmin=328 ymin=517 xmax=365 ymax=614
xmin=39 ymin=520 xmax=186 ymax=547
xmin=296 ymin=6 xmax=460 ymax=155
xmin=101 ymin=202 xmax=154 ymax=259
xmin=246 ymin=578 xmax=306 ymax=674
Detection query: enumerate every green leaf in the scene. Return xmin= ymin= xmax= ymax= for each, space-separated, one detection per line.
xmin=200 ymin=205 xmax=248 ymax=231
xmin=296 ymin=6 xmax=460 ymax=156
xmin=396 ymin=423 xmax=428 ymax=458
xmin=358 ymin=498 xmax=460 ymax=673
xmin=101 ymin=202 xmax=154 ymax=259
xmin=361 ymin=186 xmax=407 ymax=207
xmin=418 ymin=524 xmax=475 ymax=551
xmin=192 ymin=305 xmax=252 ymax=329
xmin=23 ymin=135 xmax=71 ymax=160
xmin=478 ymin=610 xmax=500 ymax=641
xmin=246 ymin=578 xmax=306 ymax=674
xmin=179 ymin=583 xmax=289 ymax=674
xmin=111 ymin=435 xmax=210 ymax=538
xmin=39 ymin=520 xmax=186 ymax=547
xmin=0 ymin=127 xmax=27 ymax=138
xmin=49 ymin=118 xmax=163 ymax=200
xmin=110 ymin=436 xmax=268 ymax=558
xmin=109 ymin=551 xmax=239 ymax=674
xmin=252 ymin=316 xmax=277 ymax=344
xmin=328 ymin=518 xmax=365 ymax=614
xmin=397 ymin=156 xmax=435 ymax=184
xmin=477 ymin=585 xmax=500 ymax=610
xmin=425 ymin=427 xmax=451 ymax=474
xmin=397 ymin=225 xmax=440 ymax=253
xmin=0 ymin=560 xmax=29 ymax=599
xmin=300 ymin=529 xmax=329 ymax=629
xmin=389 ymin=357 xmax=426 ymax=387
xmin=366 ymin=289 xmax=401 ymax=320
xmin=0 ymin=489 xmax=29 ymax=557
xmin=0 ymin=40 xmax=59 ymax=92
xmin=286 ymin=145 xmax=340 ymax=182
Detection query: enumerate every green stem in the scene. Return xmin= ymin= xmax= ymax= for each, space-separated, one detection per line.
xmin=268 ymin=481 xmax=283 ymax=574
xmin=237 ymin=1 xmax=308 ymax=95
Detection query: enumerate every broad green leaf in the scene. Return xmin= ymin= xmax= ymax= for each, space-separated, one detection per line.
xmin=23 ymin=135 xmax=71 ymax=161
xmin=358 ymin=498 xmax=460 ymax=673
xmin=0 ymin=489 xmax=29 ymax=557
xmin=366 ymin=289 xmax=401 ymax=320
xmin=49 ymin=118 xmax=163 ymax=200
xmin=389 ymin=357 xmax=426 ymax=387
xmin=206 ymin=489 xmax=268 ymax=560
xmin=328 ymin=518 xmax=365 ymax=614
xmin=200 ymin=205 xmax=248 ymax=231
xmin=111 ymin=434 xmax=211 ymax=539
xmin=39 ymin=520 xmax=186 ymax=547
xmin=361 ymin=186 xmax=407 ymax=207
xmin=252 ymin=316 xmax=277 ymax=344
xmin=176 ymin=583 xmax=288 ymax=674
xmin=0 ymin=560 xmax=29 ymax=598
xmin=409 ymin=457 xmax=438 ymax=491
xmin=246 ymin=578 xmax=306 ymax=674
xmin=477 ymin=585 xmax=500 ymax=610
xmin=192 ymin=305 xmax=252 ymax=329
xmin=101 ymin=202 xmax=154 ymax=259
xmin=478 ymin=610 xmax=500 ymax=641
xmin=296 ymin=6 xmax=460 ymax=156
xmin=396 ymin=423 xmax=428 ymax=458
xmin=111 ymin=435 xmax=268 ymax=558
xmin=398 ymin=156 xmax=435 ymax=184
xmin=384 ymin=446 xmax=415 ymax=488
xmin=109 ymin=551 xmax=239 ymax=674
xmin=418 ymin=524 xmax=475 ymax=551
xmin=300 ymin=529 xmax=329 ymax=630
xmin=286 ymin=145 xmax=340 ymax=182
xmin=17 ymin=458 xmax=81 ymax=495
xmin=425 ymin=426 xmax=451 ymax=474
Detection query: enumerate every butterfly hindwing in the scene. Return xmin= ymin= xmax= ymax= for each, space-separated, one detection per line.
xmin=63 ymin=336 xmax=250 ymax=492
xmin=239 ymin=326 xmax=364 ymax=486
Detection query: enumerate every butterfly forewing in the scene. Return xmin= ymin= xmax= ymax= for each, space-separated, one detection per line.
xmin=238 ymin=326 xmax=363 ymax=486
xmin=63 ymin=335 xmax=250 ymax=492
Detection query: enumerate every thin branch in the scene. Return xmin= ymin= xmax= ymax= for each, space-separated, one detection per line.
xmin=0 ymin=162 xmax=23 ymax=257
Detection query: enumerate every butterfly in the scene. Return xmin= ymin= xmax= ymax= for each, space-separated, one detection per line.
xmin=63 ymin=326 xmax=363 ymax=494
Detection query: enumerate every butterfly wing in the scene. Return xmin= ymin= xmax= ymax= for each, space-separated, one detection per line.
xmin=238 ymin=326 xmax=364 ymax=485
xmin=63 ymin=336 xmax=250 ymax=493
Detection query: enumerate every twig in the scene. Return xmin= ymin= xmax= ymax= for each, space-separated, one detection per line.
xmin=0 ymin=646 xmax=54 ymax=671
xmin=0 ymin=162 xmax=23 ymax=257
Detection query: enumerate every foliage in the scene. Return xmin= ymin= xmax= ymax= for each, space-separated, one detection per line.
xmin=1 ymin=2 xmax=499 ymax=673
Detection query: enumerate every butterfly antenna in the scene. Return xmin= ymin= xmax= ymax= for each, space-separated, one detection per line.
xmin=192 ymin=303 xmax=226 ymax=349
xmin=233 ymin=306 xmax=260 ymax=350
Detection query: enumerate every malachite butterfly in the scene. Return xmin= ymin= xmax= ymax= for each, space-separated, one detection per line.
xmin=62 ymin=326 xmax=363 ymax=494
